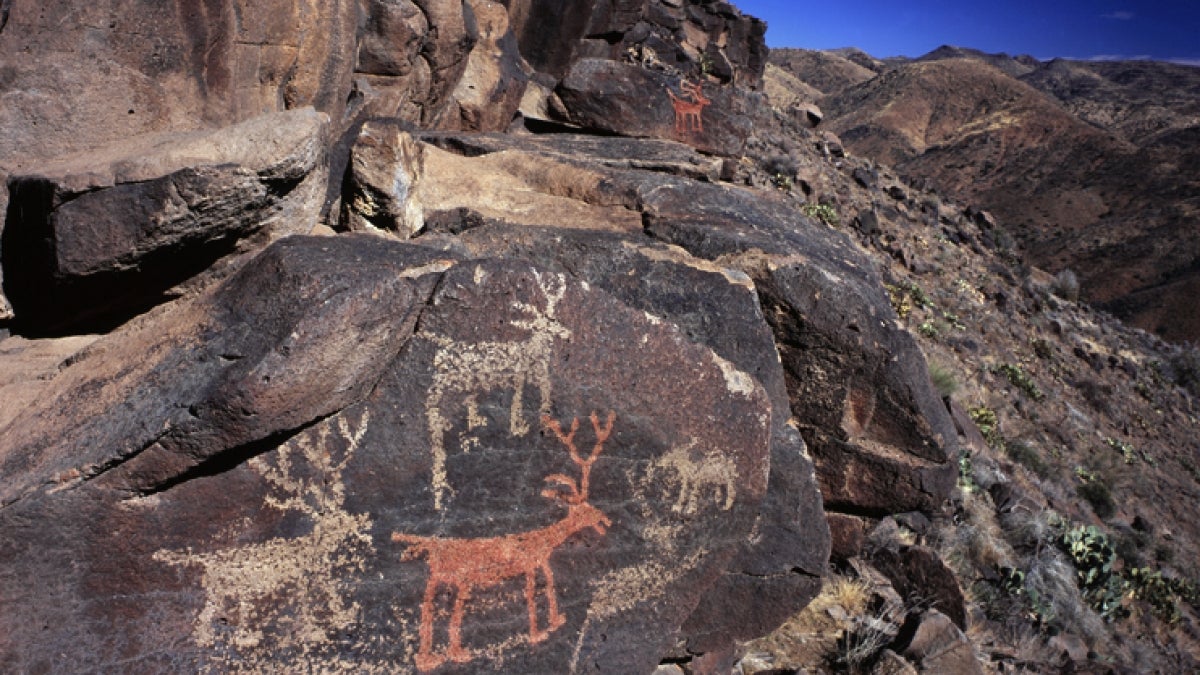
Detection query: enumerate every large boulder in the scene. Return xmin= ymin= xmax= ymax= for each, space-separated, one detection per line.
xmin=637 ymin=176 xmax=959 ymax=527
xmin=342 ymin=127 xmax=837 ymax=660
xmin=2 ymin=108 xmax=328 ymax=334
xmin=0 ymin=234 xmax=776 ymax=672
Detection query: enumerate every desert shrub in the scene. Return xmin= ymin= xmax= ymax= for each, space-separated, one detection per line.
xmin=1005 ymin=440 xmax=1050 ymax=478
xmin=1059 ymin=525 xmax=1128 ymax=621
xmin=1025 ymin=552 xmax=1106 ymax=638
xmin=994 ymin=363 xmax=1045 ymax=401
xmin=834 ymin=593 xmax=912 ymax=674
xmin=1031 ymin=338 xmax=1054 ymax=360
xmin=801 ymin=202 xmax=839 ymax=227
xmin=1076 ymin=378 xmax=1113 ymax=414
xmin=968 ymin=405 xmax=1002 ymax=448
xmin=1077 ymin=480 xmax=1115 ymax=519
xmin=928 ymin=362 xmax=958 ymax=399
xmin=1051 ymin=269 xmax=1080 ymax=301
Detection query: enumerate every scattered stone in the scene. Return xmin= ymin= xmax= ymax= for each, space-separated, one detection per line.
xmin=894 ymin=609 xmax=985 ymax=675
xmin=853 ymin=166 xmax=880 ymax=189
xmin=871 ymin=546 xmax=967 ymax=629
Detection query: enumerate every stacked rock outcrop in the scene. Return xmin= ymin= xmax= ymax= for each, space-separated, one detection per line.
xmin=0 ymin=1 xmax=959 ymax=672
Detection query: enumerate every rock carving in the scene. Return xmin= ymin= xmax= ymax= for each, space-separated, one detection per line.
xmin=668 ymin=80 xmax=711 ymax=136
xmin=153 ymin=411 xmax=373 ymax=666
xmin=425 ymin=271 xmax=571 ymax=509
xmin=392 ymin=411 xmax=615 ymax=672
xmin=651 ymin=438 xmax=738 ymax=515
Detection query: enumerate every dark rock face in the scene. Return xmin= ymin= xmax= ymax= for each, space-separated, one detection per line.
xmin=2 ymin=109 xmax=328 ymax=334
xmin=556 ymin=58 xmax=760 ymax=156
xmin=638 ymin=178 xmax=957 ymax=522
xmin=446 ymin=220 xmax=829 ymax=652
xmin=871 ymin=546 xmax=967 ymax=629
xmin=0 ymin=236 xmax=774 ymax=672
xmin=507 ymin=0 xmax=767 ymax=88
xmin=894 ymin=609 xmax=985 ymax=674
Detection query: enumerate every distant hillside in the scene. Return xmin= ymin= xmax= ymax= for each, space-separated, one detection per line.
xmin=772 ymin=48 xmax=1200 ymax=342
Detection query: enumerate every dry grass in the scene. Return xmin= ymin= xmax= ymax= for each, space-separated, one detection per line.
xmin=744 ymin=575 xmax=873 ymax=668
xmin=942 ymin=489 xmax=1018 ymax=576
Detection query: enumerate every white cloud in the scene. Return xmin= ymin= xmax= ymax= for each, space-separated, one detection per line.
xmin=1086 ymin=54 xmax=1152 ymax=61
xmin=1101 ymin=11 xmax=1135 ymax=20
xmin=1167 ymin=58 xmax=1200 ymax=67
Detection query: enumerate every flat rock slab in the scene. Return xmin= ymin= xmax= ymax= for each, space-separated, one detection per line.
xmin=2 ymin=108 xmax=328 ymax=334
xmin=0 ymin=238 xmax=773 ymax=673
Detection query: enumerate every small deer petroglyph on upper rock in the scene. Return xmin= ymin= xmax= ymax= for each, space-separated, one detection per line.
xmin=392 ymin=411 xmax=615 ymax=672
xmin=425 ymin=271 xmax=571 ymax=510
xmin=668 ymin=80 xmax=711 ymax=136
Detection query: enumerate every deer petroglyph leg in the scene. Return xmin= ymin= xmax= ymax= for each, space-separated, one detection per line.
xmin=394 ymin=411 xmax=615 ymax=670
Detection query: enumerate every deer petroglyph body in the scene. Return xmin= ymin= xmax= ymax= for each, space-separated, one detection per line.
xmin=393 ymin=412 xmax=615 ymax=672
xmin=668 ymin=80 xmax=711 ymax=136
xmin=153 ymin=412 xmax=373 ymax=658
xmin=425 ymin=271 xmax=571 ymax=510
xmin=651 ymin=439 xmax=738 ymax=515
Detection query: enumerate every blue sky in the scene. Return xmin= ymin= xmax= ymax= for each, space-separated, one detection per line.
xmin=734 ymin=1 xmax=1200 ymax=64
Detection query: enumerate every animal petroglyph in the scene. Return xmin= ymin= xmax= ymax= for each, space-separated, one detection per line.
xmin=153 ymin=411 xmax=373 ymax=668
xmin=668 ymin=80 xmax=711 ymax=136
xmin=649 ymin=439 xmax=738 ymax=515
xmin=425 ymin=271 xmax=571 ymax=510
xmin=393 ymin=411 xmax=615 ymax=672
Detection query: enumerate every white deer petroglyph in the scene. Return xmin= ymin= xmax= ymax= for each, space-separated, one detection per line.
xmin=425 ymin=271 xmax=571 ymax=509
xmin=153 ymin=411 xmax=373 ymax=659
xmin=650 ymin=438 xmax=738 ymax=515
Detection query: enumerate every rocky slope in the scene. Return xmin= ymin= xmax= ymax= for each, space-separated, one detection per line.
xmin=773 ymin=47 xmax=1200 ymax=343
xmin=1 ymin=2 xmax=1198 ymax=674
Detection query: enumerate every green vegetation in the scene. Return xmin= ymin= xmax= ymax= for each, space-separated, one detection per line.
xmin=1060 ymin=525 xmax=1126 ymax=620
xmin=994 ymin=363 xmax=1045 ymax=401
xmin=958 ymin=451 xmax=977 ymax=493
xmin=968 ymin=406 xmax=1001 ymax=448
xmin=928 ymin=362 xmax=959 ymax=399
xmin=801 ymin=202 xmax=839 ymax=227
xmin=885 ymin=280 xmax=934 ymax=319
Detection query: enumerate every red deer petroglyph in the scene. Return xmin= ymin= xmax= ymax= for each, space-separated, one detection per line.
xmin=425 ymin=270 xmax=570 ymax=510
xmin=668 ymin=80 xmax=711 ymax=136
xmin=392 ymin=411 xmax=615 ymax=672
